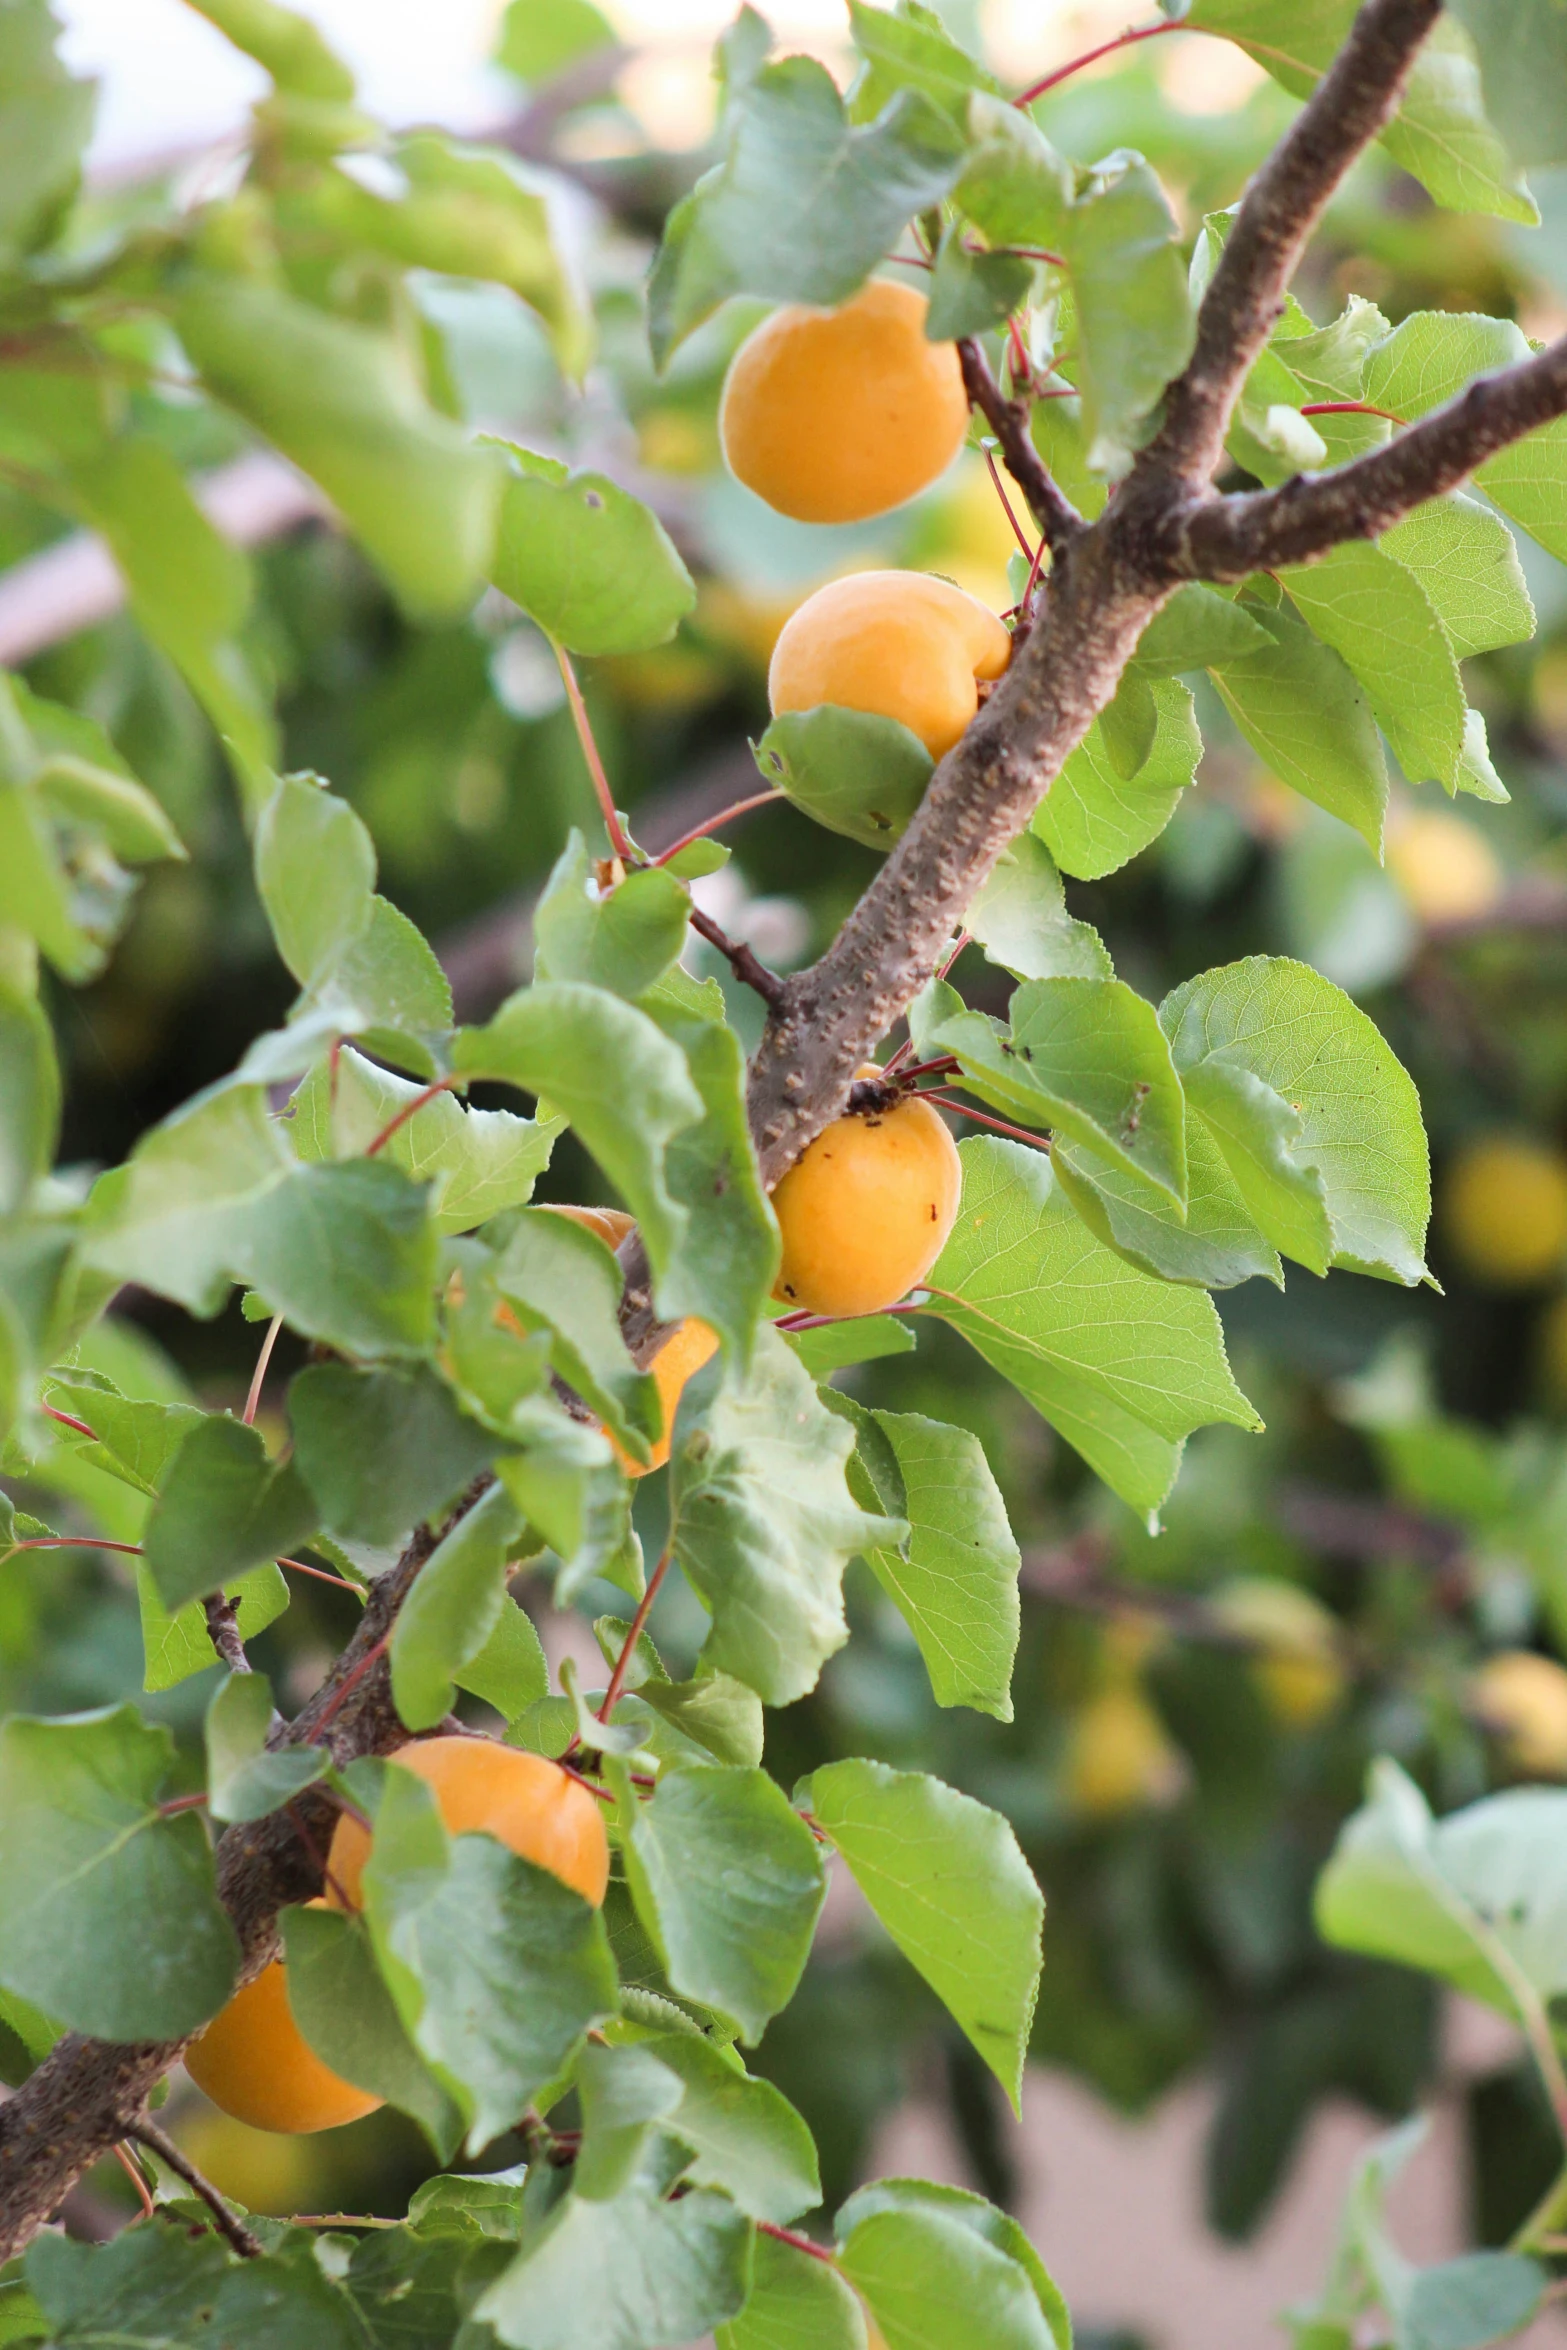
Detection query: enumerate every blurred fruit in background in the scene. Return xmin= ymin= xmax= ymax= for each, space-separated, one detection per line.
xmin=1470 ymin=1650 xmax=1567 ymax=1777
xmin=1442 ymin=1136 xmax=1567 ymax=1290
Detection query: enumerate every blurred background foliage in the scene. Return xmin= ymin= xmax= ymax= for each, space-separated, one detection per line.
xmin=11 ymin=0 xmax=1567 ymax=2277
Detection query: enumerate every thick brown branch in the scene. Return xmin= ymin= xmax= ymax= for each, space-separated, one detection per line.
xmin=1145 ymin=0 xmax=1440 ymax=491
xmin=0 ymin=1517 xmax=446 ymax=2261
xmin=958 ymin=338 xmax=1081 ymax=556
xmin=1171 ymin=331 xmax=1567 ymax=577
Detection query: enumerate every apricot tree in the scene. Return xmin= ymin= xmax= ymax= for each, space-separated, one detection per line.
xmin=5 ymin=0 xmax=1567 ymax=2345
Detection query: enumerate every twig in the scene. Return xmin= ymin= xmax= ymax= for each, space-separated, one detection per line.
xmin=651 ymin=789 xmax=781 ymax=868
xmin=1013 ymin=18 xmax=1180 ymax=106
xmin=597 ymin=1544 xmax=673 ymax=1723
xmin=983 ymin=445 xmax=1038 ymax=562
xmin=560 ymin=1763 xmax=617 ymax=1804
xmin=310 ymin=1635 xmax=391 ymax=1737
xmin=127 ymin=2118 xmax=263 ymax=2258
xmin=958 ymin=338 xmax=1081 ymax=556
xmin=203 ymin=1591 xmax=250 ymax=1675
xmin=757 ymin=2219 xmax=837 ymax=2264
xmin=279 ymin=1557 xmax=366 ymax=1597
xmin=688 ymin=904 xmax=786 ymax=1007
xmin=913 ymin=1093 xmax=1053 ymax=1152
xmin=11 ymin=1535 xmax=144 ymax=1557
xmin=157 ymin=1793 xmax=211 ymax=1818
xmin=553 ymin=638 xmax=633 ymax=862
xmin=242 ymin=1314 xmax=283 ymax=1427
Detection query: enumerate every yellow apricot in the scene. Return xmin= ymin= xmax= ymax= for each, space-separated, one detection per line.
xmin=327 ymin=1737 xmax=609 ymax=1912
xmin=769 ymin=570 xmax=1011 ymax=761
xmin=772 ymin=1072 xmax=961 ymax=1318
xmin=1443 ymin=1136 xmax=1567 ymax=1288
xmin=544 ymin=1202 xmax=635 ymax=1252
xmin=720 ymin=281 xmax=968 ymax=523
xmin=1386 ymin=810 xmax=1503 ymax=926
xmin=1063 ymin=1687 xmax=1182 ymax=1817
xmin=1208 ymin=1578 xmax=1344 ymax=1730
xmin=185 ymin=1904 xmax=382 ymax=2135
xmin=1472 ymin=1651 xmax=1567 ymax=1776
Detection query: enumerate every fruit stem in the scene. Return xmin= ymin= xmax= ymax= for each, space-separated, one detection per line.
xmin=598 ymin=1542 xmax=673 ymax=1723
xmin=560 ymin=1762 xmax=617 ymax=1803
xmin=552 ymin=637 xmax=634 ymax=862
xmin=892 ymin=1056 xmax=961 ymax=1086
xmin=913 ymin=1092 xmax=1053 ymax=1152
xmin=243 ymin=1312 xmax=284 ymax=1426
xmin=1014 ymin=17 xmax=1179 ymax=107
xmin=773 ymin=1303 xmax=917 ymax=1334
xmin=652 ymin=789 xmax=782 ymax=868
xmin=364 ymin=1077 xmax=459 ymax=1159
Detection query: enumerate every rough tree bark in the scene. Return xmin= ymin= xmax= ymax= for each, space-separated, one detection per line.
xmin=5 ymin=0 xmax=1567 ymax=2258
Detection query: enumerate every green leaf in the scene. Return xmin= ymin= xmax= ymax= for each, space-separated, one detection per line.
xmin=455 ymin=984 xmax=703 ymax=1298
xmin=0 ymin=1704 xmax=238 ymax=2038
xmin=1131 ymin=581 xmax=1274 ymax=672
xmin=1279 ymin=545 xmax=1466 ymax=793
xmin=187 ymin=0 xmax=355 ymax=97
xmin=289 ymin=1362 xmax=502 ymax=1548
xmin=389 ymin=1481 xmax=525 ymax=1731
xmin=965 ymin=833 xmax=1111 ymax=983
xmin=836 ymin=1398 xmax=1021 ymax=1721
xmin=68 ymin=437 xmax=276 ymax=809
xmin=614 ymin=1758 xmax=826 ymax=2043
xmin=375 ymin=133 xmax=584 ymax=366
xmin=255 ymin=771 xmax=376 ymax=990
xmin=639 ymin=984 xmax=780 ymax=1371
xmin=0 ymin=0 xmax=96 ymax=265
xmin=81 ymin=1087 xmax=440 ymax=1355
xmin=1316 ymin=1759 xmax=1567 ymax=2017
xmin=836 ymin=2180 xmax=1069 ymax=2350
xmin=0 ymin=982 xmax=58 ymax=1217
xmin=534 ymin=833 xmax=690 ymax=999
xmin=491 ymin=1209 xmax=659 ymax=1458
xmin=1180 ymin=1054 xmax=1336 ymax=1278
xmin=648 ymin=56 xmax=962 ymax=365
xmin=281 ymin=1899 xmax=464 ymax=2157
xmin=143 ymin=1414 xmax=316 ymax=1611
xmin=490 ymin=452 xmax=694 ymax=656
xmin=848 ymin=0 xmax=999 ymax=124
xmin=574 ymin=2040 xmax=686 ymax=2201
xmin=808 ymin=1758 xmax=1042 ymax=2108
xmin=362 ymin=1765 xmax=618 ymax=2151
xmin=1034 ymin=676 xmax=1199 ymax=879
xmin=1452 ymin=0 xmax=1567 ymax=164
xmin=204 ymin=1668 xmax=325 ymax=1822
xmin=753 ymin=707 xmax=932 ymax=852
xmin=0 ymin=1981 xmax=62 ymax=2087
xmin=453 ymin=1595 xmax=550 ymax=1720
xmin=1401 ymin=2255 xmax=1547 ymax=2350
xmin=1051 ymin=1118 xmax=1282 ymax=1292
xmin=1184 ymin=1 xmax=1536 ymax=224
xmin=926 ymin=1138 xmax=1260 ymax=1519
xmin=839 ymin=2206 xmax=1056 ymax=2350
xmin=1160 ymin=956 xmax=1432 ymax=1284
xmin=1209 ymin=597 xmax=1387 ymax=852
xmin=641 ymin=2030 xmax=820 ymax=2222
xmin=19 ymin=681 xmax=184 ymax=865
xmin=177 ymin=278 xmax=502 ymax=620
xmin=930 ymin=975 xmax=1187 ymax=1204
xmin=1055 ymin=146 xmax=1194 ymax=476
xmin=925 ymin=224 xmax=1033 ymax=340
xmin=1098 ymin=668 xmax=1159 ymax=782
xmin=25 ymin=2229 xmax=228 ymax=2350
xmin=1379 ymin=493 xmax=1534 ymax=663
xmin=476 ymin=2145 xmax=752 ymax=2350
xmin=781 ymin=1313 xmax=917 ymax=1376
xmin=669 ymin=1327 xmax=904 ymax=1704
xmin=497 ymin=0 xmax=617 ymax=85
xmin=289 ymin=1047 xmax=562 ymax=1236
xmin=718 ymin=2229 xmax=868 ymax=2350
xmin=136 ymin=1561 xmax=291 ymax=1695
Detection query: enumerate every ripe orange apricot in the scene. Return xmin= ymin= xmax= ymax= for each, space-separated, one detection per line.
xmin=614 ymin=1315 xmax=718 ymax=1478
xmin=719 ymin=281 xmax=968 ymax=523
xmin=769 ymin=570 xmax=1011 ymax=761
xmin=326 ymin=1736 xmax=609 ymax=1912
xmin=772 ymin=1071 xmax=961 ymax=1317
xmin=544 ymin=1202 xmax=635 ymax=1252
xmin=185 ymin=1904 xmax=382 ymax=2135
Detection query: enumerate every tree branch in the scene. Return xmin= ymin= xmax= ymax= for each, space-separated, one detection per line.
xmin=958 ymin=338 xmax=1081 ymax=557
xmin=1143 ymin=0 xmax=1441 ymax=492
xmin=1172 ymin=330 xmax=1567 ymax=576
xmin=126 ymin=2118 xmax=264 ymax=2258
xmin=202 ymin=1591 xmax=249 ymax=1675
xmin=0 ymin=1511 xmax=451 ymax=2261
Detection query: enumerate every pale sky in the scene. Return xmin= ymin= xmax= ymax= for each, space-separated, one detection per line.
xmin=57 ymin=0 xmax=1147 ymax=175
